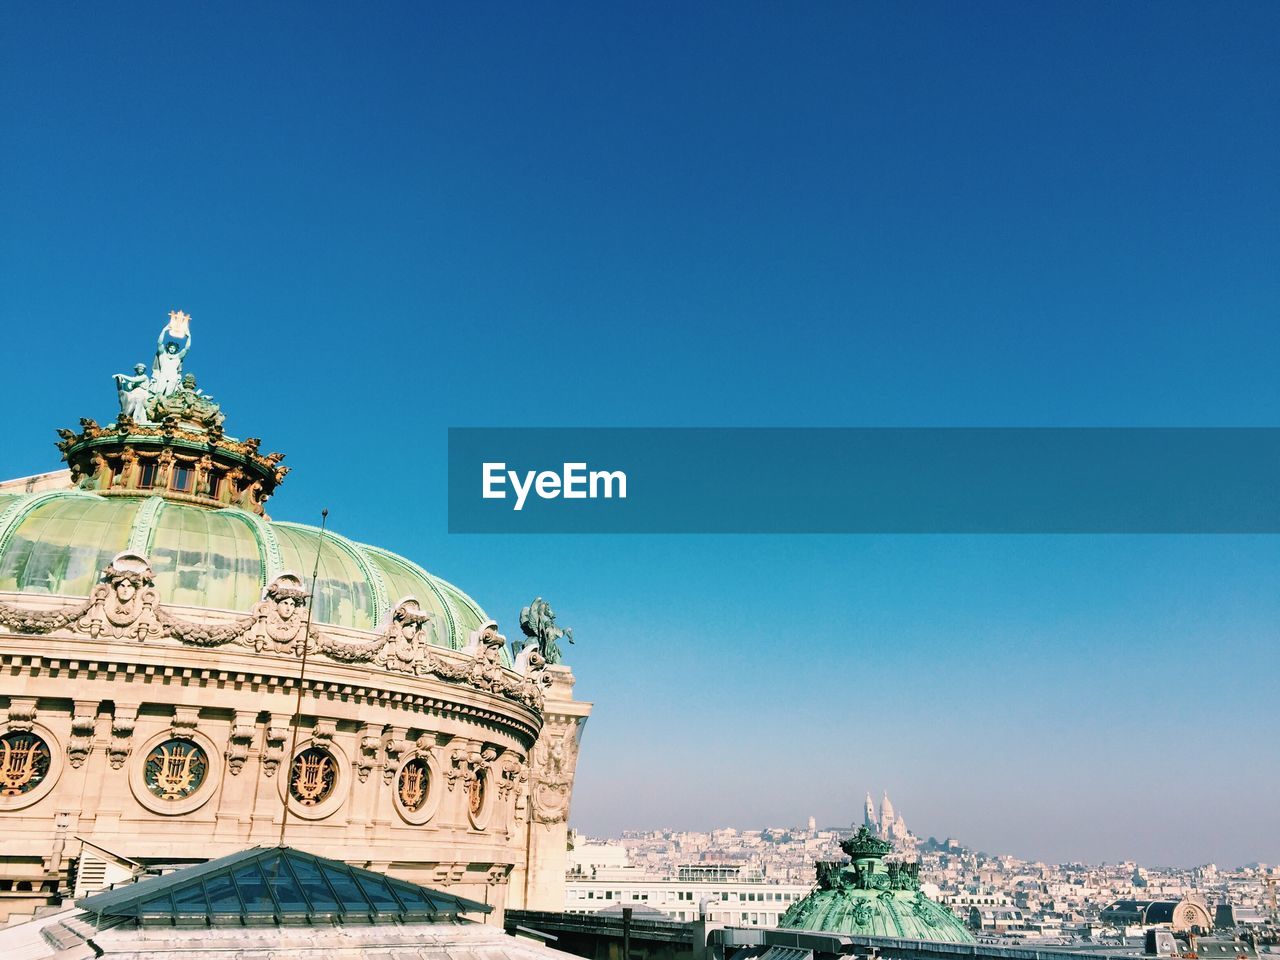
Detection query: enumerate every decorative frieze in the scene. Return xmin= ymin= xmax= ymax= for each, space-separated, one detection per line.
xmin=0 ymin=554 xmax=548 ymax=712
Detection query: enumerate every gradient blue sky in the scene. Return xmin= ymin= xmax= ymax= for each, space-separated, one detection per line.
xmin=2 ymin=3 xmax=1277 ymax=867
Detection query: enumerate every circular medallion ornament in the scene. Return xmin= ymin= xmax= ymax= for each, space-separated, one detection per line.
xmin=468 ymin=769 xmax=487 ymax=818
xmin=0 ymin=732 xmax=52 ymax=797
xmin=397 ymin=758 xmax=430 ymax=813
xmin=143 ymin=739 xmax=208 ymax=801
xmin=289 ymin=747 xmax=337 ymax=806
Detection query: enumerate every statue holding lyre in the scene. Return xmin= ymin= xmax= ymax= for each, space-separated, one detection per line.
xmin=151 ymin=310 xmax=192 ymax=399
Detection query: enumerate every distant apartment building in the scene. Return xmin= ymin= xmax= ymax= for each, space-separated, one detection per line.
xmin=564 ymin=875 xmax=811 ymax=925
xmin=566 ymin=842 xmax=811 ymax=925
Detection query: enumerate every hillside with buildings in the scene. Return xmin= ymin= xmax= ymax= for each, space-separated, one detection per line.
xmin=567 ymin=797 xmax=1276 ymax=943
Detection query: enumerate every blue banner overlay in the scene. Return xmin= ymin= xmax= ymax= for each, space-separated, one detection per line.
xmin=447 ymin=428 xmax=1280 ymax=534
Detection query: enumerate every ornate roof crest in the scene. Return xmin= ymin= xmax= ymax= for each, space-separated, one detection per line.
xmin=840 ymin=824 xmax=894 ymax=861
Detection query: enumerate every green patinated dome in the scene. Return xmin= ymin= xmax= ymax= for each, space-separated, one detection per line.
xmin=0 ymin=489 xmax=491 ymax=653
xmin=779 ymin=827 xmax=974 ymax=943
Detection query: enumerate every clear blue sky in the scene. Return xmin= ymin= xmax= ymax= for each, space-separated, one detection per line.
xmin=2 ymin=3 xmax=1277 ymax=867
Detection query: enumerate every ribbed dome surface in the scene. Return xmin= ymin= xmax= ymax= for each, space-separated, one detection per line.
xmin=778 ymin=884 xmax=974 ymax=942
xmin=0 ymin=490 xmax=489 ymax=651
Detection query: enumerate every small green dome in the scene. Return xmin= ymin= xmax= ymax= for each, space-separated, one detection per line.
xmin=0 ymin=490 xmax=490 ymax=653
xmin=779 ymin=827 xmax=974 ymax=943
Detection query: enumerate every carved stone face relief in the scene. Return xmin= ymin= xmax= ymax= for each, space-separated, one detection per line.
xmin=249 ymin=573 xmax=311 ymax=653
xmin=76 ymin=552 xmax=162 ymax=639
xmin=381 ymin=598 xmax=433 ymax=673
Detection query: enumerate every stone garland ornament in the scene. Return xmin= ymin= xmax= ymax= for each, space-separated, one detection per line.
xmin=0 ymin=554 xmax=551 ymax=712
xmin=0 ymin=594 xmax=96 ymax=634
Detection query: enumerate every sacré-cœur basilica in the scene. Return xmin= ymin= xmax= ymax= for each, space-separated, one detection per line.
xmin=0 ymin=311 xmax=591 ymax=923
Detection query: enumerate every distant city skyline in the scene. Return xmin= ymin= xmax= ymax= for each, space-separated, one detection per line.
xmin=579 ymin=808 xmax=1271 ymax=872
xmin=573 ymin=786 xmax=1276 ymax=871
xmin=567 ymin=816 xmax=1274 ymax=937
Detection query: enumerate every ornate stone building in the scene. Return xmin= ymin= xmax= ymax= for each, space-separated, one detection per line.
xmin=0 ymin=315 xmax=591 ymax=923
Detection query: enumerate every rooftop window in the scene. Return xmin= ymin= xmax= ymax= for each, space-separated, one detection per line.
xmin=76 ymin=846 xmax=489 ymax=928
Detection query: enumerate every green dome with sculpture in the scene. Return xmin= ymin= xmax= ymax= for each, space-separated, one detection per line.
xmin=779 ymin=826 xmax=975 ymax=943
xmin=0 ymin=308 xmax=493 ymax=654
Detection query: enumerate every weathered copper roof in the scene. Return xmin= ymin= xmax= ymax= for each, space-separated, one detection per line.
xmin=779 ymin=827 xmax=974 ymax=943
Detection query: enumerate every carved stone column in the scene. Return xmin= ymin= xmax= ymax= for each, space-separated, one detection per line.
xmin=215 ymin=710 xmax=259 ymax=842
xmin=250 ymin=713 xmax=291 ymax=836
xmin=516 ymin=665 xmax=591 ymax=911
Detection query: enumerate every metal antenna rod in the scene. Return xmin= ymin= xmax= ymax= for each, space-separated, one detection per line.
xmin=278 ymin=508 xmax=328 ymax=848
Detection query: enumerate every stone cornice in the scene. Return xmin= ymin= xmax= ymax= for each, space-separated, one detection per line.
xmin=0 ymin=555 xmax=552 ymax=741
xmin=0 ymin=640 xmax=544 ymax=745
